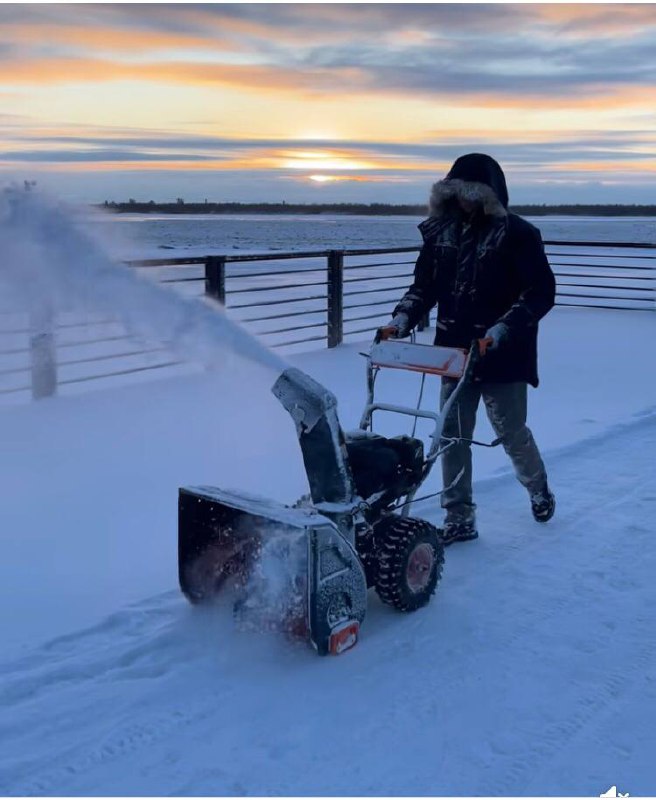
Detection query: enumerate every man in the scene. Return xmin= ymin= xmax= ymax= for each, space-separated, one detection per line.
xmin=380 ymin=153 xmax=556 ymax=545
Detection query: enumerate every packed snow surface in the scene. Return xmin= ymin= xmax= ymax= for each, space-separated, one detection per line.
xmin=1 ymin=300 xmax=655 ymax=795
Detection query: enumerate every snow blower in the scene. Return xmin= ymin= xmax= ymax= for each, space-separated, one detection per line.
xmin=178 ymin=338 xmax=489 ymax=655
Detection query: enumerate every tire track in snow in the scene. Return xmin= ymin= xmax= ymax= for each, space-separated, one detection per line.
xmin=436 ymin=418 xmax=656 ymax=794
xmin=3 ymin=698 xmax=225 ymax=797
xmin=0 ymin=591 xmax=246 ymax=796
xmin=0 ymin=592 xmax=185 ymax=705
xmin=475 ymin=490 xmax=656 ymax=795
xmin=377 ymin=417 xmax=656 ymax=794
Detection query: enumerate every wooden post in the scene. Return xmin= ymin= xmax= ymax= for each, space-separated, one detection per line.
xmin=205 ymin=256 xmax=226 ymax=304
xmin=327 ymin=250 xmax=344 ymax=348
xmin=30 ymin=303 xmax=57 ymax=400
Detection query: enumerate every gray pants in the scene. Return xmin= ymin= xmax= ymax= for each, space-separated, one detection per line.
xmin=440 ymin=379 xmax=548 ymax=522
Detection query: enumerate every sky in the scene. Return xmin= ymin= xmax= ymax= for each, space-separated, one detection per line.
xmin=1 ymin=2 xmax=656 ymax=205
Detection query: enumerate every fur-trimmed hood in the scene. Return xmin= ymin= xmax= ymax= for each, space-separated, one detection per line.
xmin=428 ymin=153 xmax=509 ymax=220
xmin=429 ymin=178 xmax=507 ymax=219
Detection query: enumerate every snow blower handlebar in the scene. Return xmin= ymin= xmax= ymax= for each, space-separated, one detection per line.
xmin=360 ymin=338 xmax=481 ymax=446
xmin=358 ymin=339 xmax=483 ymax=516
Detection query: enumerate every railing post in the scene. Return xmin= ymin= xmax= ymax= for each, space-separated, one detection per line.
xmin=30 ymin=302 xmax=57 ymax=400
xmin=327 ymin=250 xmax=344 ymax=348
xmin=205 ymin=255 xmax=226 ymax=304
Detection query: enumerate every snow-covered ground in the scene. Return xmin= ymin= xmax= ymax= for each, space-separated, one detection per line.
xmin=1 ymin=304 xmax=655 ymax=796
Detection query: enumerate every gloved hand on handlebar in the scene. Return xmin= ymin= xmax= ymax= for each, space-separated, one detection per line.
xmin=479 ymin=321 xmax=510 ymax=356
xmin=376 ymin=312 xmax=410 ymax=342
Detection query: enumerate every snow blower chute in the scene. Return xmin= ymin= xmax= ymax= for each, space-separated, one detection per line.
xmin=179 ymin=339 xmax=487 ymax=655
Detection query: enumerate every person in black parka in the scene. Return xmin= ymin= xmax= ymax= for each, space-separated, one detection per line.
xmin=380 ymin=153 xmax=556 ymax=544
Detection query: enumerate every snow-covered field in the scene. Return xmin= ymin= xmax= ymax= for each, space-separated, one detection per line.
xmin=1 ymin=302 xmax=655 ymax=796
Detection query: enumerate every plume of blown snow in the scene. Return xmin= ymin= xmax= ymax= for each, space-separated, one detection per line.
xmin=0 ymin=185 xmax=286 ymax=375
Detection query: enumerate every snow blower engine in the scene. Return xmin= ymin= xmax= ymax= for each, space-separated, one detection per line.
xmin=178 ymin=339 xmax=483 ymax=655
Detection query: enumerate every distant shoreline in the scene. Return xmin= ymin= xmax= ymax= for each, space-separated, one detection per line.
xmin=99 ymin=201 xmax=656 ymax=217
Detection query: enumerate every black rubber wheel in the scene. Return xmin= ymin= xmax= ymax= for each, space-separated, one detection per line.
xmin=373 ymin=516 xmax=444 ymax=612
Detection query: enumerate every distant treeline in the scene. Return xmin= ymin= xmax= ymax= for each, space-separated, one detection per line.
xmin=100 ymin=200 xmax=656 ymax=217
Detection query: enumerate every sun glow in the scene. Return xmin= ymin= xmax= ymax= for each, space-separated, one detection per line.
xmin=281 ymin=150 xmax=376 ymax=171
xmin=308 ymin=174 xmax=342 ymax=183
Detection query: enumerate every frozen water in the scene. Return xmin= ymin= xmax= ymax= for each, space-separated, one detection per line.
xmin=89 ymin=211 xmax=656 ymax=259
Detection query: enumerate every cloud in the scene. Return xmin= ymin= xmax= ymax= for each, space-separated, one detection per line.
xmin=14 ymin=4 xmax=524 ymax=42
xmin=4 ymin=127 xmax=655 ymax=170
xmin=3 ymin=52 xmax=656 ymax=114
xmin=1 ymin=4 xmax=656 ymax=105
xmin=533 ymin=4 xmax=656 ymax=38
xmin=5 ymin=21 xmax=238 ymax=56
xmin=0 ymin=148 xmax=216 ymax=163
xmin=2 ymin=4 xmax=656 ymax=203
xmin=2 ymin=114 xmax=654 ymax=203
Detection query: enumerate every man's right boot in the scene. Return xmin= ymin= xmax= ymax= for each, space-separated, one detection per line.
xmin=530 ymin=485 xmax=556 ymax=523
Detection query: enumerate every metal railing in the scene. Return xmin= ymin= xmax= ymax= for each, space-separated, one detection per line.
xmin=1 ymin=240 xmax=654 ymax=403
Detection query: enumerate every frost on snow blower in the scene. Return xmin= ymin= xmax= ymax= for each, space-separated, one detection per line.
xmin=178 ymin=339 xmax=487 ymax=655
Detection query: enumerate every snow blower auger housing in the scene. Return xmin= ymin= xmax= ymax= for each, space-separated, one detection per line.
xmin=178 ymin=485 xmax=366 ymax=655
xmin=179 ymin=340 xmax=482 ymax=655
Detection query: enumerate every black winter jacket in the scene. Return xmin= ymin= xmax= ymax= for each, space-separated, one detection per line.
xmin=393 ymin=154 xmax=555 ymax=387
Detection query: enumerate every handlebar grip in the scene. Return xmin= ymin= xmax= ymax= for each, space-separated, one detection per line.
xmin=375 ymin=326 xmax=398 ymax=343
xmin=478 ymin=337 xmax=494 ymax=357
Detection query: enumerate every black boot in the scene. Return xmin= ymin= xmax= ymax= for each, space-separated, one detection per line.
xmin=530 ymin=485 xmax=556 ymax=523
xmin=440 ymin=516 xmax=479 ymax=546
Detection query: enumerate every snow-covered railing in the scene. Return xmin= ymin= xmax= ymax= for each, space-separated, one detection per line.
xmin=1 ymin=241 xmax=654 ymax=403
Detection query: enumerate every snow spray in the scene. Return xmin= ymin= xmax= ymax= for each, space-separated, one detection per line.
xmin=234 ymin=527 xmax=308 ymax=636
xmin=0 ymin=186 xmax=287 ymax=375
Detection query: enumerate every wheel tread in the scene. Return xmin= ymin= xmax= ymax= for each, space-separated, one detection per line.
xmin=373 ymin=516 xmax=445 ymax=612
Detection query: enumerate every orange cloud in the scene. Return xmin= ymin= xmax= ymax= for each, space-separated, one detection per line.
xmin=4 ymin=50 xmax=656 ymax=119
xmin=164 ymin=4 xmax=418 ymax=48
xmin=533 ymin=4 xmax=656 ymax=37
xmin=542 ymin=158 xmax=656 ymax=174
xmin=0 ymin=55 xmax=369 ymax=98
xmin=458 ymin=84 xmax=656 ymax=112
xmin=5 ymin=22 xmax=237 ymax=54
xmin=0 ymin=6 xmax=361 ymax=60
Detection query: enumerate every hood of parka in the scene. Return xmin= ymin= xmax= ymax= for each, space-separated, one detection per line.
xmin=429 ymin=153 xmax=509 ymax=219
